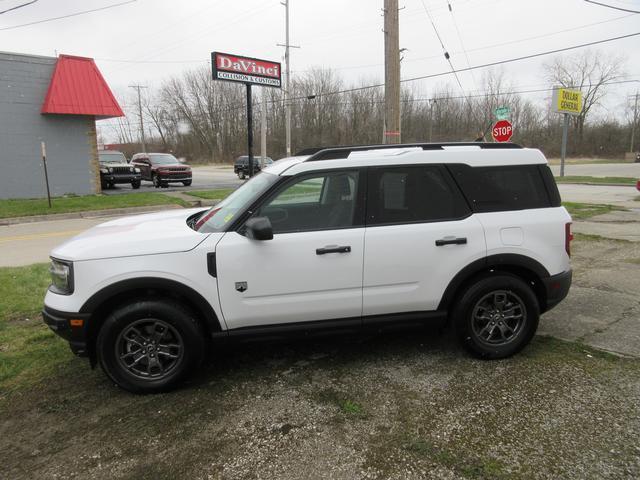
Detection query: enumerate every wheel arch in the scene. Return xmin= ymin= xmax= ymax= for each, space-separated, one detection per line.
xmin=80 ymin=277 xmax=223 ymax=362
xmin=438 ymin=254 xmax=550 ymax=314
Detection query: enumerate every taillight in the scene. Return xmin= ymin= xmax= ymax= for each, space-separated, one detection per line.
xmin=565 ymin=222 xmax=573 ymax=257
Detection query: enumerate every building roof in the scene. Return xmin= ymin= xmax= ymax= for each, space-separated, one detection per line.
xmin=41 ymin=54 xmax=124 ymax=119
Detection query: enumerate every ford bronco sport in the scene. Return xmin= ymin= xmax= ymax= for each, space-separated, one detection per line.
xmin=43 ymin=143 xmax=572 ymax=393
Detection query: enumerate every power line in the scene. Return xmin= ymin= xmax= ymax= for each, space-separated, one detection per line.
xmin=0 ymin=0 xmax=138 ymax=32
xmin=289 ymin=31 xmax=640 ymax=102
xmin=446 ymin=0 xmax=478 ymax=89
xmin=584 ymin=0 xmax=640 ymax=13
xmin=0 ymin=0 xmax=38 ymax=15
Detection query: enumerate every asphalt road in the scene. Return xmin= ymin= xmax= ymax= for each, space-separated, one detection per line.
xmin=550 ymin=162 xmax=640 ymax=177
xmin=1 ymin=183 xmax=638 ymax=268
xmin=102 ymin=165 xmax=243 ymax=195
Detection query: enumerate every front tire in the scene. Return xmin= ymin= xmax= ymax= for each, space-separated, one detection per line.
xmin=238 ymin=171 xmax=245 ymax=180
xmin=452 ymin=274 xmax=539 ymax=359
xmin=182 ymin=180 xmax=192 ymax=186
xmin=131 ymin=180 xmax=141 ymax=189
xmin=96 ymin=299 xmax=205 ymax=394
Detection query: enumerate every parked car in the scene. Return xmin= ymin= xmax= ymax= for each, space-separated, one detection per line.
xmin=98 ymin=150 xmax=141 ymax=189
xmin=43 ymin=142 xmax=572 ymax=393
xmin=234 ymin=155 xmax=273 ymax=179
xmin=130 ymin=153 xmax=192 ymax=188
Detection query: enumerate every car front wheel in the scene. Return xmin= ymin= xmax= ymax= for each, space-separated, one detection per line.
xmin=182 ymin=180 xmax=192 ymax=186
xmin=452 ymin=274 xmax=539 ymax=359
xmin=96 ymin=299 xmax=205 ymax=393
xmin=131 ymin=180 xmax=141 ymax=189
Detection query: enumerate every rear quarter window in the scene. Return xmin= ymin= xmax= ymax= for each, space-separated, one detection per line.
xmin=447 ymin=164 xmax=554 ymax=212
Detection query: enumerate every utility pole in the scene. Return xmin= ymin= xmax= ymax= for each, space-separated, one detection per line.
xmin=383 ymin=0 xmax=401 ymax=144
xmin=279 ymin=0 xmax=293 ymax=157
xmin=630 ymin=91 xmax=639 ymax=153
xmin=129 ymin=84 xmax=147 ymax=153
xmin=261 ymin=91 xmax=267 ymax=168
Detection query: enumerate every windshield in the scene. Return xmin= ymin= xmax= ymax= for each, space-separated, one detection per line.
xmin=150 ymin=154 xmax=179 ymax=165
xmin=195 ymin=172 xmax=280 ymax=233
xmin=99 ymin=152 xmax=127 ymax=164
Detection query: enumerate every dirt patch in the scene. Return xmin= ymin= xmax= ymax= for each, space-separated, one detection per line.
xmin=1 ymin=334 xmax=639 ymax=480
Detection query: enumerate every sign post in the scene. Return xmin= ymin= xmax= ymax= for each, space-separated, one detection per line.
xmin=551 ymin=87 xmax=582 ymax=177
xmin=41 ymin=141 xmax=52 ymax=208
xmin=211 ymin=52 xmax=281 ymax=178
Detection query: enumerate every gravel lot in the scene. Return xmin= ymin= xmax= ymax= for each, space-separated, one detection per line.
xmin=1 ymin=236 xmax=639 ymax=480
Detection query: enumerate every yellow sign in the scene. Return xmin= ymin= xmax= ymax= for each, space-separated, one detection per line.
xmin=552 ymin=88 xmax=582 ymax=116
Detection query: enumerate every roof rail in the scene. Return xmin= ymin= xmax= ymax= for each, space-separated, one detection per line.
xmin=303 ymin=142 xmax=522 ymax=161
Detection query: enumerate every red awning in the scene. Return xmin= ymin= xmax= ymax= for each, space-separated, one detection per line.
xmin=41 ymin=54 xmax=124 ymax=119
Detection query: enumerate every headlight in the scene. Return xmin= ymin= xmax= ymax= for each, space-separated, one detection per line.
xmin=107 ymin=167 xmax=113 ymax=173
xmin=100 ymin=168 xmax=108 ymax=174
xmin=134 ymin=167 xmax=140 ymax=173
xmin=49 ymin=258 xmax=74 ymax=295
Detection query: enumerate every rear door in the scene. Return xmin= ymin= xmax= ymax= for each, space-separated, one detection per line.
xmin=215 ymin=169 xmax=366 ymax=329
xmin=362 ymin=164 xmax=486 ymax=317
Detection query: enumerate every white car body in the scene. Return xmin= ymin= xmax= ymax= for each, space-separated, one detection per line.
xmin=43 ymin=143 xmax=572 ymax=391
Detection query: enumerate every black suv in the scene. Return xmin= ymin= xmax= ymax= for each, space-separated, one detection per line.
xmin=98 ymin=151 xmax=141 ymax=189
xmin=234 ymin=155 xmax=273 ymax=179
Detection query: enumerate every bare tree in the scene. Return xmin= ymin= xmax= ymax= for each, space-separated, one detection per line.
xmin=544 ymin=50 xmax=626 ymax=139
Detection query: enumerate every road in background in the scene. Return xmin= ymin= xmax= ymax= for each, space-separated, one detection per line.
xmin=558 ymin=184 xmax=639 ymax=208
xmin=102 ymin=165 xmax=243 ymax=195
xmin=550 ymin=162 xmax=640 ymax=178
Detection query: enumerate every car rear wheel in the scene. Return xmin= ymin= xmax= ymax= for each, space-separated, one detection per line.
xmin=452 ymin=274 xmax=539 ymax=359
xmin=152 ymin=174 xmax=161 ymax=188
xmin=96 ymin=299 xmax=205 ymax=393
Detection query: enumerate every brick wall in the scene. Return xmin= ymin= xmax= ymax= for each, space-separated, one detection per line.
xmin=0 ymin=52 xmax=98 ymax=199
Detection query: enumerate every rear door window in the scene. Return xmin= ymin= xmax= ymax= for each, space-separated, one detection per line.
xmin=366 ymin=165 xmax=470 ymax=225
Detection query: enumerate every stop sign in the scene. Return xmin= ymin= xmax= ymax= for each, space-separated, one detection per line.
xmin=492 ymin=120 xmax=513 ymax=142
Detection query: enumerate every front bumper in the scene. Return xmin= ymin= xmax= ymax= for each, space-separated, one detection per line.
xmin=158 ymin=173 xmax=192 ymax=183
xmin=42 ymin=306 xmax=90 ymax=356
xmin=102 ymin=173 xmax=141 ymax=184
xmin=542 ymin=269 xmax=572 ymax=312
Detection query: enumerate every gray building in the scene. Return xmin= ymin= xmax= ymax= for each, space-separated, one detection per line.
xmin=0 ymin=51 xmax=123 ymax=199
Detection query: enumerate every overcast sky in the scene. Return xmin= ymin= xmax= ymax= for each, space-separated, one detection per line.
xmin=1 ymin=0 xmax=639 ymax=131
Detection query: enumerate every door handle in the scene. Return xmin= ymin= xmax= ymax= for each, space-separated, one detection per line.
xmin=316 ymin=245 xmax=351 ymax=255
xmin=435 ymin=237 xmax=467 ymax=246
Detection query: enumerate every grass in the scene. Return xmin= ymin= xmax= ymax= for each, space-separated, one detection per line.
xmin=0 ymin=263 xmax=71 ymax=392
xmin=555 ymin=176 xmax=637 ymax=186
xmin=562 ymin=202 xmax=624 ymax=220
xmin=187 ymin=189 xmax=234 ymax=200
xmin=0 ymin=193 xmax=190 ymax=219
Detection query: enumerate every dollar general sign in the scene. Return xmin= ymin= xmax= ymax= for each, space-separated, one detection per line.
xmin=551 ymin=88 xmax=582 ymax=116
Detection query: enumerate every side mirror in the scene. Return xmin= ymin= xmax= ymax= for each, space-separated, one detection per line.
xmin=245 ymin=217 xmax=273 ymax=241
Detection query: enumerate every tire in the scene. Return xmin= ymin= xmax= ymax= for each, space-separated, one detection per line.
xmin=238 ymin=171 xmax=245 ymax=180
xmin=131 ymin=180 xmax=141 ymax=189
xmin=152 ymin=174 xmax=161 ymax=188
xmin=182 ymin=180 xmax=192 ymax=186
xmin=452 ymin=274 xmax=539 ymax=359
xmin=96 ymin=299 xmax=205 ymax=394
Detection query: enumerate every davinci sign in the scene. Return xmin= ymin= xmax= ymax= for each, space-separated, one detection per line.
xmin=211 ymin=52 xmax=282 ymax=88
xmin=551 ymin=88 xmax=582 ymax=116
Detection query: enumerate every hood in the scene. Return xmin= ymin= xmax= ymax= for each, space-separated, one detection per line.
xmin=100 ymin=162 xmax=132 ymax=168
xmin=51 ymin=208 xmax=209 ymax=262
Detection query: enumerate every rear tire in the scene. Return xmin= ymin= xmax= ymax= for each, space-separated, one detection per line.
xmin=96 ymin=299 xmax=205 ymax=394
xmin=153 ymin=174 xmax=160 ymax=188
xmin=452 ymin=274 xmax=539 ymax=359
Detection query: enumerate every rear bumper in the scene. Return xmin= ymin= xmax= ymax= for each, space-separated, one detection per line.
xmin=542 ymin=269 xmax=572 ymax=312
xmin=42 ymin=306 xmax=90 ymax=356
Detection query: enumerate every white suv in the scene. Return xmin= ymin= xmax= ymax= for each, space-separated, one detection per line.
xmin=43 ymin=143 xmax=572 ymax=393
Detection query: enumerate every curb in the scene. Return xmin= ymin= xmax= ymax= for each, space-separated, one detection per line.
xmin=556 ymin=182 xmax=636 ymax=187
xmin=0 ymin=204 xmax=185 ymax=226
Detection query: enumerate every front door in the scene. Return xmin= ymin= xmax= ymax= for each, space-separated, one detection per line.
xmin=216 ymin=169 xmax=366 ymax=329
